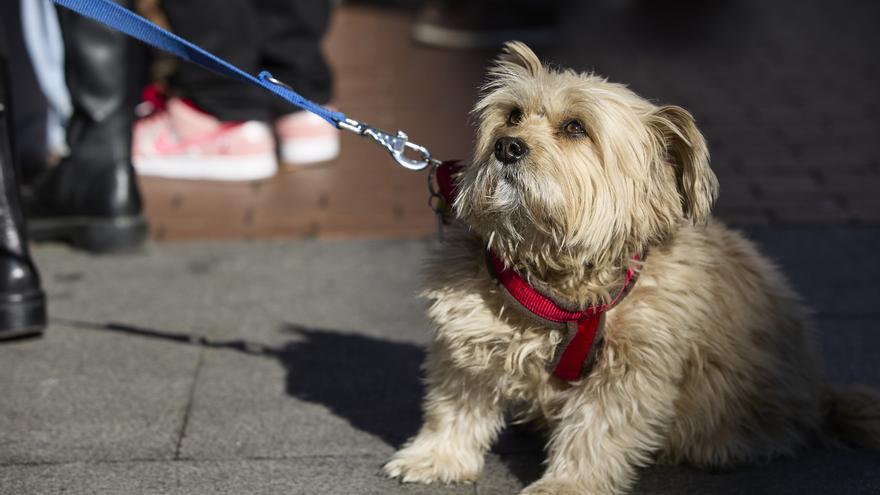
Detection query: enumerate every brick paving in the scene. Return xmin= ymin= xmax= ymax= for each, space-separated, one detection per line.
xmin=140 ymin=0 xmax=879 ymax=241
xmin=552 ymin=0 xmax=880 ymax=228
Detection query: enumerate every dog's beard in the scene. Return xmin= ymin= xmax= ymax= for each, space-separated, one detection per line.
xmin=457 ymin=159 xmax=512 ymax=215
xmin=456 ymin=156 xmax=570 ymax=257
xmin=479 ymin=160 xmax=521 ymax=211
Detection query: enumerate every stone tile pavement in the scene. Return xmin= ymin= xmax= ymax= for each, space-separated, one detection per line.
xmin=1 ymin=229 xmax=878 ymax=494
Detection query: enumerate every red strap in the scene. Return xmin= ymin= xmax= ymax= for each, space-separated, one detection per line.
xmin=488 ymin=252 xmax=588 ymax=323
xmin=436 ymin=161 xmax=461 ymax=207
xmin=553 ymin=316 xmax=602 ymax=381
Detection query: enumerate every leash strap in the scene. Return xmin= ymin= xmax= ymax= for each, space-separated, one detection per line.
xmin=51 ymin=0 xmax=437 ymax=171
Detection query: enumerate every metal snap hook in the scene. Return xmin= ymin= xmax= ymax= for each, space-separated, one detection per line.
xmin=339 ymin=118 xmax=439 ymax=171
xmin=261 ymin=72 xmax=438 ymax=172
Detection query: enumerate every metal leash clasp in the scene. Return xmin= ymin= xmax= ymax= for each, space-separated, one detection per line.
xmin=261 ymin=75 xmax=437 ymax=171
xmin=339 ymin=118 xmax=439 ymax=171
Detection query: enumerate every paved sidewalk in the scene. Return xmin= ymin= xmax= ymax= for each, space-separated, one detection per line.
xmin=2 ymin=229 xmax=879 ymax=494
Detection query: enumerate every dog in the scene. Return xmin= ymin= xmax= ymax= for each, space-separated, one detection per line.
xmin=384 ymin=42 xmax=880 ymax=495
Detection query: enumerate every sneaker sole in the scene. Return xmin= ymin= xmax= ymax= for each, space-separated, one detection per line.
xmin=0 ymin=290 xmax=46 ymax=341
xmin=29 ymin=215 xmax=149 ymax=254
xmin=412 ymin=24 xmax=555 ymax=49
xmin=280 ymin=136 xmax=340 ymax=165
xmin=134 ymin=153 xmax=278 ymax=181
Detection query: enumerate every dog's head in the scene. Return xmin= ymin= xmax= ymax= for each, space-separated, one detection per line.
xmin=456 ymin=42 xmax=718 ymax=272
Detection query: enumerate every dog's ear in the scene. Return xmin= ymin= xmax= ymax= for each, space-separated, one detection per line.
xmin=495 ymin=41 xmax=542 ymax=77
xmin=648 ymin=105 xmax=718 ymax=224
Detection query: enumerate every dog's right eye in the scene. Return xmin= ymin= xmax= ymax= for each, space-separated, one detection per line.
xmin=507 ymin=108 xmax=523 ymax=126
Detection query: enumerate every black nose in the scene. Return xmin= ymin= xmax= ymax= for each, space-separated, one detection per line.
xmin=494 ymin=137 xmax=529 ymax=164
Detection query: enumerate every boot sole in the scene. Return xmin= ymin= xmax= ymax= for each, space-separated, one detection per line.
xmin=29 ymin=215 xmax=148 ymax=254
xmin=0 ymin=290 xmax=46 ymax=340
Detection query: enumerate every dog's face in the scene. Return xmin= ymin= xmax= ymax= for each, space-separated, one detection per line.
xmin=456 ymin=42 xmax=719 ymax=270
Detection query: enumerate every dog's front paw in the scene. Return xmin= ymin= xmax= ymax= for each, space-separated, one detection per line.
xmin=520 ymin=478 xmax=581 ymax=495
xmin=384 ymin=443 xmax=483 ymax=484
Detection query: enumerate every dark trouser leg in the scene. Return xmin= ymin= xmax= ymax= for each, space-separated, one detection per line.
xmin=25 ymin=0 xmax=147 ymax=254
xmin=162 ymin=0 xmax=334 ymax=120
xmin=255 ymin=0 xmax=334 ymax=116
xmin=161 ymin=0 xmax=267 ymax=122
xmin=0 ymin=24 xmax=47 ymax=339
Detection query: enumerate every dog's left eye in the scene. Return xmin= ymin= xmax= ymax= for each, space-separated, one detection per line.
xmin=563 ymin=119 xmax=587 ymax=137
xmin=507 ymin=108 xmax=524 ymax=126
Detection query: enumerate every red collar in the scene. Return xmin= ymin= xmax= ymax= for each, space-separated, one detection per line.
xmin=434 ymin=161 xmax=641 ymax=381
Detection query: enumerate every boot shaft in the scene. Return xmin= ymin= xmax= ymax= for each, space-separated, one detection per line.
xmin=57 ymin=0 xmax=137 ymax=135
xmin=28 ymin=0 xmax=144 ymax=221
xmin=0 ymin=46 xmax=29 ymax=258
xmin=0 ymin=48 xmax=43 ymax=295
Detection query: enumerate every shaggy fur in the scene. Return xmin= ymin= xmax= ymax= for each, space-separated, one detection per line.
xmin=384 ymin=42 xmax=880 ymax=495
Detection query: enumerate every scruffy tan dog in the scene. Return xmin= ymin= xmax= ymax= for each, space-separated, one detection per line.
xmin=384 ymin=42 xmax=880 ymax=495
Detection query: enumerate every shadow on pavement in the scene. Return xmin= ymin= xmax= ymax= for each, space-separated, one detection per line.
xmin=276 ymin=322 xmax=425 ymax=447
xmin=54 ymin=317 xmax=880 ymax=492
xmin=54 ymin=317 xmax=546 ymax=483
xmin=53 ymin=318 xmax=427 ymax=447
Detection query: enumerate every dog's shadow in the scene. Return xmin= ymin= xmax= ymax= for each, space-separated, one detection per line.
xmin=58 ymin=318 xmax=545 ymax=485
xmin=275 ymin=323 xmax=426 ymax=447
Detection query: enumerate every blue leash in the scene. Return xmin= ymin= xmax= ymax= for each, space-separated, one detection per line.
xmin=50 ymin=0 xmax=437 ymax=171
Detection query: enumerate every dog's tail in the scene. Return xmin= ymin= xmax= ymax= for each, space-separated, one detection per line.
xmin=827 ymin=384 xmax=880 ymax=449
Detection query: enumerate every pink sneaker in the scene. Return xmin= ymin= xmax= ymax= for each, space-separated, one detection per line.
xmin=133 ymin=98 xmax=278 ymax=181
xmin=274 ymin=110 xmax=340 ymax=165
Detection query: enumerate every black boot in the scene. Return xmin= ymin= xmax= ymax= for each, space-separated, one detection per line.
xmin=0 ymin=51 xmax=47 ymax=340
xmin=25 ymin=0 xmax=147 ymax=253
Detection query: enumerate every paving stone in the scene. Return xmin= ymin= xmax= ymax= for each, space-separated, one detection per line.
xmin=714 ymin=176 xmax=758 ymax=208
xmin=765 ymin=201 xmax=853 ymax=224
xmin=0 ymin=457 xmax=474 ymax=495
xmin=848 ymin=200 xmax=880 ymax=224
xmin=480 ymin=450 xmax=880 ymax=495
xmin=0 ymin=320 xmax=197 ymax=464
xmin=819 ymin=317 xmax=880 ymax=386
xmin=825 ymin=172 xmax=880 ymax=200
xmin=477 ymin=455 xmax=543 ymax=495
xmin=176 ymin=332 xmax=425 ymax=460
xmin=746 ymin=227 xmax=880 ymax=316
